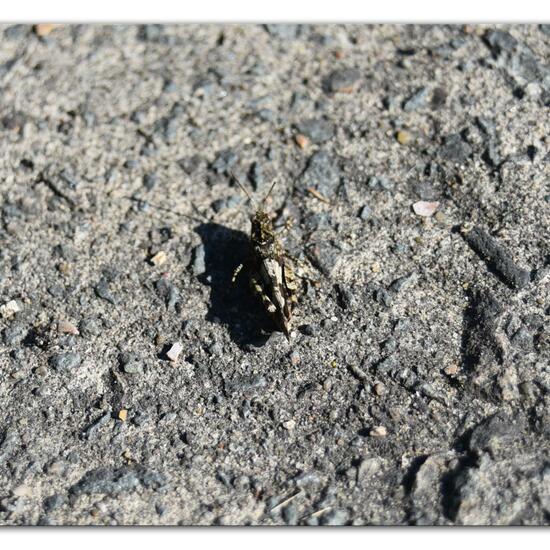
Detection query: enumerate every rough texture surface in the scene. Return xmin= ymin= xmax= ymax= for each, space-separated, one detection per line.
xmin=0 ymin=24 xmax=549 ymax=526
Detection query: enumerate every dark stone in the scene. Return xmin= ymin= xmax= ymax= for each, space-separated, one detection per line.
xmin=4 ymin=25 xmax=31 ymax=40
xmin=389 ymin=273 xmax=416 ymax=293
xmin=358 ymin=205 xmax=372 ymax=220
xmin=155 ymin=277 xmax=181 ymax=309
xmin=476 ymin=117 xmax=496 ymax=136
xmin=484 ymin=30 xmax=518 ymax=55
xmin=94 ymin=278 xmax=116 ymax=305
xmin=138 ymin=25 xmax=165 ymax=42
xmin=82 ymin=412 xmax=111 ymax=440
xmin=430 ymin=87 xmax=447 ymax=109
xmin=256 ymin=109 xmax=276 ymax=122
xmin=248 ymin=162 xmax=264 ymax=190
xmin=299 ymin=324 xmax=317 ymax=336
xmin=178 ymin=155 xmax=204 ymax=175
xmin=43 ymin=494 xmax=64 ymax=512
xmin=403 ymin=87 xmax=429 ymax=112
xmin=296 ymin=151 xmax=341 ymax=197
xmin=469 ymin=413 xmax=521 ymax=458
xmin=461 ymin=225 xmax=531 ymax=289
xmin=526 ymin=145 xmax=537 ymax=162
xmin=120 ymin=352 xmax=144 ymax=375
xmin=305 ymin=241 xmax=340 ymax=276
xmin=70 ymin=466 xmax=167 ymax=495
xmin=264 ymin=24 xmax=301 ymax=40
xmin=164 ymin=117 xmax=178 ymax=143
xmin=482 ymin=140 xmax=501 ymax=168
xmin=282 ymin=503 xmax=299 ymax=525
xmin=368 ymin=176 xmax=394 ymax=192
xmin=211 ymin=149 xmax=239 ymax=174
xmin=510 ymin=326 xmax=534 ymax=351
xmin=211 ymin=196 xmax=241 ymax=212
xmin=143 ymin=173 xmax=158 ymax=191
xmin=49 ymin=352 xmax=82 ymax=370
xmin=439 ymin=134 xmax=473 ymax=163
xmin=334 ymin=284 xmax=355 ymax=310
xmin=3 ymin=323 xmax=28 ymax=346
xmin=79 ymin=317 xmax=101 ymax=338
xmin=295 ymin=118 xmax=334 ymax=143
xmin=373 ymin=287 xmax=392 ymax=307
xmin=323 ymin=68 xmax=361 ymax=94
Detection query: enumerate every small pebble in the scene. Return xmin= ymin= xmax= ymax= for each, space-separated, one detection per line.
xmin=57 ymin=320 xmax=79 ymax=335
xmin=373 ymin=382 xmax=386 ymax=395
xmin=121 ymin=353 xmax=143 ymax=375
xmin=396 ymin=130 xmax=412 ymax=145
xmin=150 ymin=251 xmax=167 ymax=266
xmin=444 ymin=364 xmax=459 ymax=376
xmin=49 ymin=352 xmax=82 ymax=370
xmin=12 ymin=484 xmax=32 ymax=497
xmin=295 ymin=134 xmax=310 ymax=149
xmin=412 ymin=201 xmax=440 ymax=217
xmin=295 ymin=118 xmax=334 ymax=143
xmin=118 ymin=409 xmax=128 ymax=422
xmin=191 ymin=244 xmax=206 ymax=276
xmin=359 ymin=205 xmax=372 ymax=220
xmin=34 ymin=23 xmax=60 ymax=37
xmin=95 ymin=279 xmax=116 ymax=305
xmin=324 ymin=68 xmax=360 ymax=93
xmin=370 ymin=425 xmax=387 ymax=437
xmin=166 ymin=342 xmax=183 ymax=362
xmin=282 ymin=419 xmax=296 ymax=431
xmin=0 ymin=300 xmax=21 ymax=318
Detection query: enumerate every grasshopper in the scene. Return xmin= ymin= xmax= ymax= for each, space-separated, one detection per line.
xmin=230 ymin=172 xmax=298 ymax=340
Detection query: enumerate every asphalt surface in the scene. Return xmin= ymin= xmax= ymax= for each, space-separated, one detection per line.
xmin=0 ymin=23 xmax=549 ymax=525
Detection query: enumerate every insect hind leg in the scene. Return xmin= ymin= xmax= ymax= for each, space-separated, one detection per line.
xmin=249 ymin=275 xmax=276 ymax=313
xmin=232 ymin=263 xmax=244 ymax=284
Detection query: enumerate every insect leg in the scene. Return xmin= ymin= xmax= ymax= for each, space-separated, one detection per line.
xmin=249 ymin=274 xmax=277 ymax=313
xmin=232 ymin=263 xmax=244 ymax=284
xmin=276 ymin=217 xmax=294 ymax=237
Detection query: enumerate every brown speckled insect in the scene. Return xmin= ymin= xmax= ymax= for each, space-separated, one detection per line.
xmin=230 ymin=173 xmax=298 ymax=340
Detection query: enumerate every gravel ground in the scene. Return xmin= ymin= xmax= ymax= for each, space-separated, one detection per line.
xmin=0 ymin=23 xmax=549 ymax=526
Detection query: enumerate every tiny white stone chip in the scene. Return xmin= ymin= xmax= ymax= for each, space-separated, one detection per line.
xmin=412 ymin=201 xmax=440 ymax=217
xmin=166 ymin=342 xmax=183 ymax=362
xmin=369 ymin=425 xmax=388 ymax=437
xmin=0 ymin=300 xmax=21 ymax=318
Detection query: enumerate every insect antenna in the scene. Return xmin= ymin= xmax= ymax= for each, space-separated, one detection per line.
xmin=229 ymin=171 xmax=257 ymax=208
xmin=261 ymin=179 xmax=277 ymax=208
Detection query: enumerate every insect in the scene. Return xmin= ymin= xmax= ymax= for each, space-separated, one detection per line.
xmin=230 ymin=172 xmax=298 ymax=340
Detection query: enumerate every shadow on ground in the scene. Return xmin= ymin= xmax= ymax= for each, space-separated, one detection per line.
xmin=195 ymin=222 xmax=273 ymax=348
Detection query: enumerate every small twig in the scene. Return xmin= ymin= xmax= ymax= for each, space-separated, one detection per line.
xmin=41 ymin=177 xmax=77 ymax=209
xmin=269 ymin=490 xmax=302 ymax=512
xmin=301 ymin=507 xmax=332 ymax=520
xmin=306 ymin=187 xmax=330 ymax=204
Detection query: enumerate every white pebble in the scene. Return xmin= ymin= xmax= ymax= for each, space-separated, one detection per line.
xmin=58 ymin=320 xmax=79 ymax=335
xmin=166 ymin=342 xmax=183 ymax=362
xmin=412 ymin=201 xmax=440 ymax=217
xmin=0 ymin=300 xmax=21 ymax=318
xmin=370 ymin=425 xmax=388 ymax=437
xmin=282 ymin=419 xmax=296 ymax=431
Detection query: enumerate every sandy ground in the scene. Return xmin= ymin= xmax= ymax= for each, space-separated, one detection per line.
xmin=0 ymin=23 xmax=549 ymax=525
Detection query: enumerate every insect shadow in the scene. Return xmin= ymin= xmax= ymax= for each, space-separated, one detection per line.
xmin=194 ymin=222 xmax=273 ymax=348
